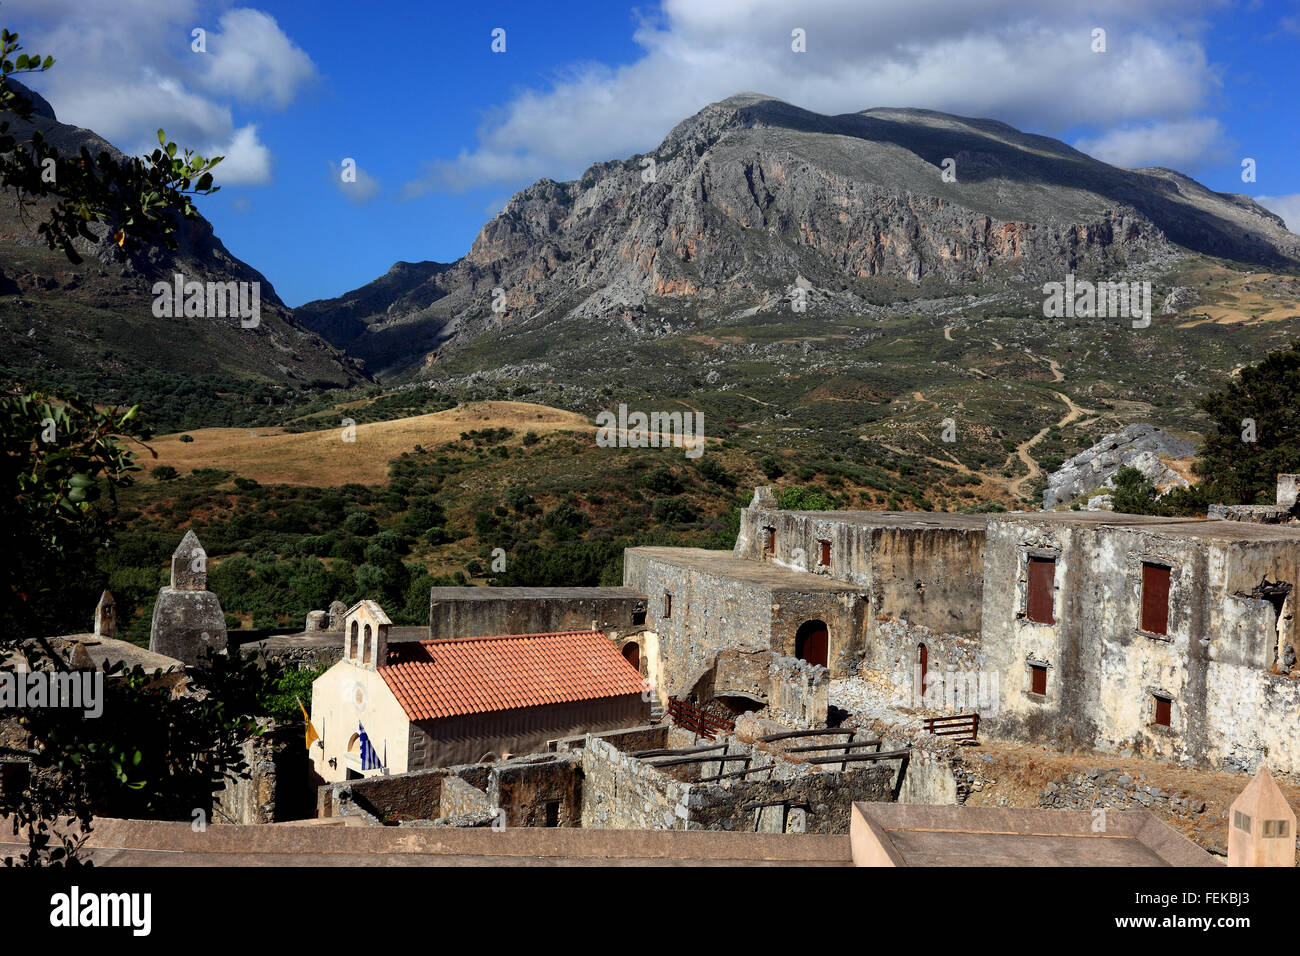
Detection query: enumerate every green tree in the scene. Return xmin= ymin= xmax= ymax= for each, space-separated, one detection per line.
xmin=1195 ymin=341 xmax=1300 ymax=505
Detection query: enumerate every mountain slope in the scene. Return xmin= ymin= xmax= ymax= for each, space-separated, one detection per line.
xmin=298 ymin=93 xmax=1299 ymax=378
xmin=0 ymin=80 xmax=367 ymax=391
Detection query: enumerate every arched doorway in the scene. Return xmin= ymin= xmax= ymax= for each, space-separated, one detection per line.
xmin=795 ymin=620 xmax=829 ymax=668
xmin=621 ymin=641 xmax=641 ymax=673
xmin=918 ymin=643 xmax=928 ymax=698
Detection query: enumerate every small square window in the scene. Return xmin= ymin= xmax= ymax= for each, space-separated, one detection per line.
xmin=1030 ymin=664 xmax=1048 ymax=696
xmin=1263 ymin=819 xmax=1290 ymax=839
xmin=818 ymin=540 xmax=831 ymax=567
xmin=1234 ymin=810 xmax=1252 ymax=833
xmin=632 ymin=610 xmax=646 ymax=627
xmin=1153 ymin=694 xmax=1172 ymax=727
xmin=663 ymin=593 xmax=672 ymax=619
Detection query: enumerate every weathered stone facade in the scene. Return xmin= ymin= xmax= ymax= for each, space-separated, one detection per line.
xmin=980 ymin=512 xmax=1300 ymax=774
xmin=429 ymin=587 xmax=647 ymax=640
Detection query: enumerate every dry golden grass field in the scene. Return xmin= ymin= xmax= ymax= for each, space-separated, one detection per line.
xmin=1175 ymin=266 xmax=1300 ymax=327
xmin=141 ymin=401 xmax=594 ymax=486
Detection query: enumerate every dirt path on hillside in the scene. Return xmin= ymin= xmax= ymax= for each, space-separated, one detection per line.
xmin=1004 ymin=357 xmax=1096 ymax=498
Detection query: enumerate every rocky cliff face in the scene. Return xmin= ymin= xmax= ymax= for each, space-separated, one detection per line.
xmin=0 ymin=80 xmax=367 ymax=389
xmin=298 ymin=93 xmax=1300 ymax=378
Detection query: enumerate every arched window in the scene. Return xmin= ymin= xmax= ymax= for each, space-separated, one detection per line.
xmin=350 ymin=620 xmax=359 ymax=659
xmin=362 ymin=623 xmax=372 ymax=664
xmin=621 ymin=641 xmax=641 ymax=673
xmin=795 ymin=620 xmax=829 ymax=668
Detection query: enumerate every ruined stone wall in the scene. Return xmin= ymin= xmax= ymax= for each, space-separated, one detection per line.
xmin=428 ymin=587 xmax=646 ymax=638
xmin=623 ymin=550 xmax=776 ymax=697
xmin=439 ymin=775 xmax=494 ymax=819
xmin=214 ymin=721 xmax=306 ymax=825
xmin=579 ymin=735 xmax=894 ymax=833
xmin=766 ymin=655 xmax=829 ymax=728
xmin=623 ymin=548 xmax=865 ymax=688
xmin=489 ymin=753 xmax=582 ymax=827
xmin=734 ymin=508 xmax=985 ymax=639
xmin=581 ymin=736 xmax=684 ymax=829
xmin=980 ymin=516 xmax=1300 ymax=774
xmin=317 ymin=763 xmax=491 ymax=821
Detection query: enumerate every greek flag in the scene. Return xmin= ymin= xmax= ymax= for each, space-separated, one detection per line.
xmin=358 ymin=723 xmax=382 ymax=771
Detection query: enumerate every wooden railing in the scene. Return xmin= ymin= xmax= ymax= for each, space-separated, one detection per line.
xmin=666 ymin=697 xmax=735 ymax=740
xmin=923 ymin=713 xmax=980 ymax=743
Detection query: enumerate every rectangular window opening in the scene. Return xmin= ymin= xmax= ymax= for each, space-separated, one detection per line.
xmin=763 ymin=527 xmax=776 ymax=555
xmin=544 ymin=800 xmax=561 ymax=828
xmin=1141 ymin=562 xmax=1171 ymax=636
xmin=1234 ymin=810 xmax=1253 ymax=833
xmin=1263 ymin=819 xmax=1290 ymax=839
xmin=1153 ymin=694 xmax=1172 ymax=727
xmin=1026 ymin=556 xmax=1056 ymax=624
xmin=663 ymin=592 xmax=672 ymax=619
xmin=818 ymin=539 xmax=831 ymax=567
xmin=1030 ymin=664 xmax=1048 ymax=696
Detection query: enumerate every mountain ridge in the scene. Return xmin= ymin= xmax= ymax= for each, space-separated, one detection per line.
xmin=297 ymin=93 xmax=1299 ymax=379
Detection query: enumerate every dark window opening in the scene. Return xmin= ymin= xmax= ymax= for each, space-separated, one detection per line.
xmin=544 ymin=800 xmax=561 ymax=828
xmin=818 ymin=540 xmax=831 ymax=567
xmin=1026 ymin=556 xmax=1056 ymax=624
xmin=795 ymin=620 xmax=829 ymax=668
xmin=1030 ymin=664 xmax=1048 ymax=696
xmin=663 ymin=592 xmax=672 ymax=619
xmin=1153 ymin=694 xmax=1172 ymax=727
xmin=631 ymin=610 xmax=646 ymax=627
xmin=918 ymin=643 xmax=928 ymax=697
xmin=1141 ymin=562 xmax=1171 ymax=636
xmin=763 ymin=527 xmax=776 ymax=554
xmin=0 ymin=760 xmax=31 ymax=798
xmin=621 ymin=641 xmax=641 ymax=673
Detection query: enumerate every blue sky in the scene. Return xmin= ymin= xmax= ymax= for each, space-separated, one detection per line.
xmin=8 ymin=0 xmax=1300 ymax=306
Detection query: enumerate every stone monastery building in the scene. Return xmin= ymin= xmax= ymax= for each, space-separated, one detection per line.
xmin=619 ymin=484 xmax=1300 ymax=777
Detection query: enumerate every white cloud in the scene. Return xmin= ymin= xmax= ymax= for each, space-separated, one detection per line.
xmin=1073 ymin=118 xmax=1228 ymax=170
xmin=404 ymin=0 xmax=1227 ymax=195
xmin=206 ymin=126 xmax=274 ymax=185
xmin=328 ymin=160 xmax=381 ymax=205
xmin=1257 ymin=195 xmax=1300 ymax=234
xmin=5 ymin=1 xmax=314 ymax=187
xmin=196 ymin=8 xmax=317 ymax=109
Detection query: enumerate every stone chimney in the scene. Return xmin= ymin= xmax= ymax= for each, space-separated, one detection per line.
xmin=92 ymin=590 xmax=116 ymax=638
xmin=149 ymin=531 xmax=228 ymax=666
xmin=1277 ymin=475 xmax=1300 ymax=511
xmin=1228 ymin=766 xmax=1296 ymax=867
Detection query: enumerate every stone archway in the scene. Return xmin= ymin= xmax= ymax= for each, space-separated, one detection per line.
xmin=621 ymin=640 xmax=641 ymax=673
xmin=795 ymin=620 xmax=829 ymax=668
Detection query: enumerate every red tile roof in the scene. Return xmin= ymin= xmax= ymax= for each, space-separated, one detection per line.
xmin=378 ymin=630 xmax=647 ymax=721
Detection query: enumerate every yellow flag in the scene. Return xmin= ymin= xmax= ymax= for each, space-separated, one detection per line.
xmin=298 ymin=698 xmax=319 ymax=750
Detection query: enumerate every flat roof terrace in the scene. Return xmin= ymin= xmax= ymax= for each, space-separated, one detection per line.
xmin=851 ymin=803 xmax=1219 ymax=867
xmin=989 ymin=511 xmax=1300 ymax=542
xmin=626 ymin=547 xmax=862 ymax=592
xmin=759 ymin=510 xmax=988 ymax=531
xmin=430 ymin=587 xmax=646 ymax=601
